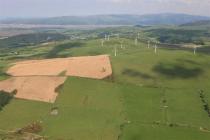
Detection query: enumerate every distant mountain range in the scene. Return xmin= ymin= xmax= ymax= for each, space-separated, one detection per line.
xmin=180 ymin=20 xmax=210 ymax=26
xmin=0 ymin=13 xmax=210 ymax=26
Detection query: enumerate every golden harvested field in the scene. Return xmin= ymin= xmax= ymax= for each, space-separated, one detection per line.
xmin=0 ymin=76 xmax=66 ymax=103
xmin=0 ymin=55 xmax=112 ymax=103
xmin=7 ymin=55 xmax=112 ymax=79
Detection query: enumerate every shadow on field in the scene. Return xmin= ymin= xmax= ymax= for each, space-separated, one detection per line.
xmin=0 ymin=90 xmax=16 ymax=111
xmin=45 ymin=42 xmax=84 ymax=58
xmin=153 ymin=63 xmax=203 ymax=78
xmin=122 ymin=68 xmax=153 ymax=79
xmin=176 ymin=58 xmax=201 ymax=65
xmin=87 ymin=51 xmax=103 ymax=56
xmin=197 ymin=46 xmax=210 ymax=55
xmin=7 ymin=53 xmax=47 ymax=60
xmin=152 ymin=43 xmax=210 ymax=55
xmin=0 ymin=66 xmax=10 ymax=79
xmin=0 ymin=72 xmax=9 ymax=78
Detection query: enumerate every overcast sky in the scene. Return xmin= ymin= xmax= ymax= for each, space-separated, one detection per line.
xmin=0 ymin=0 xmax=210 ymax=18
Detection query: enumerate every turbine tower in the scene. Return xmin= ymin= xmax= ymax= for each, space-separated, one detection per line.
xmin=101 ymin=39 xmax=104 ymax=47
xmin=114 ymin=46 xmax=117 ymax=57
xmin=194 ymin=45 xmax=197 ymax=55
xmin=135 ymin=38 xmax=138 ymax=45
xmin=117 ymin=34 xmax=120 ymax=39
xmin=155 ymin=42 xmax=158 ymax=54
xmin=148 ymin=41 xmax=150 ymax=48
xmin=105 ymin=34 xmax=108 ymax=41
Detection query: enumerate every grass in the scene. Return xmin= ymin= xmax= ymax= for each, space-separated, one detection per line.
xmin=41 ymin=77 xmax=124 ymax=140
xmin=120 ymin=84 xmax=210 ymax=140
xmin=0 ymin=60 xmax=10 ymax=81
xmin=121 ymin=125 xmax=210 ymax=140
xmin=166 ymin=89 xmax=210 ymax=129
xmin=0 ymin=99 xmax=51 ymax=130
xmin=1 ymin=37 xmax=210 ymax=139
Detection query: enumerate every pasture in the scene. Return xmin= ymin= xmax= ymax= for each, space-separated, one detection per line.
xmin=0 ymin=36 xmax=210 ymax=139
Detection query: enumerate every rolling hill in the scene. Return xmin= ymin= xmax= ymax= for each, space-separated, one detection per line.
xmin=0 ymin=33 xmax=67 ymax=48
xmin=0 ymin=13 xmax=209 ymax=26
xmin=180 ymin=20 xmax=210 ymax=26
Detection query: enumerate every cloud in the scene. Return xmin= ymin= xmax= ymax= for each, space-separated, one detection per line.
xmin=0 ymin=0 xmax=210 ymax=17
xmin=108 ymin=0 xmax=132 ymax=3
xmin=107 ymin=0 xmax=210 ymax=4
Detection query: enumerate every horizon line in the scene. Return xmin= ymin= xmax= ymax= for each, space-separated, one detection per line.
xmin=1 ymin=12 xmax=210 ymax=19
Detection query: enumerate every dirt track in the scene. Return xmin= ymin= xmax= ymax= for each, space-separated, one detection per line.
xmin=0 ymin=76 xmax=66 ymax=103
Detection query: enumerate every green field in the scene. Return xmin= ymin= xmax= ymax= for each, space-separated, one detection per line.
xmin=0 ymin=35 xmax=210 ymax=139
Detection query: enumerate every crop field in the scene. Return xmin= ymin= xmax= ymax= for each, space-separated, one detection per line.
xmin=0 ymin=35 xmax=210 ymax=140
xmin=7 ymin=55 xmax=112 ymax=79
xmin=0 ymin=76 xmax=67 ymax=103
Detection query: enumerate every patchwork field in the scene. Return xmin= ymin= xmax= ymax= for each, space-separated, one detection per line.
xmin=0 ymin=55 xmax=112 ymax=103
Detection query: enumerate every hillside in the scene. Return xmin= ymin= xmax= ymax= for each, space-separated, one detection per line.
xmin=1 ymin=14 xmax=209 ymax=26
xmin=0 ymin=33 xmax=67 ymax=48
xmin=180 ymin=20 xmax=210 ymax=26
xmin=1 ymin=36 xmax=210 ymax=140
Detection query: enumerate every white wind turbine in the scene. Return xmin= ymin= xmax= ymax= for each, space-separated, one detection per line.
xmin=114 ymin=46 xmax=117 ymax=56
xmin=135 ymin=38 xmax=138 ymax=45
xmin=194 ymin=45 xmax=197 ymax=55
xmin=101 ymin=39 xmax=104 ymax=47
xmin=154 ymin=42 xmax=158 ymax=54
xmin=148 ymin=40 xmax=150 ymax=48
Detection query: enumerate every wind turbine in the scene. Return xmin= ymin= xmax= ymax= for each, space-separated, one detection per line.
xmin=120 ymin=41 xmax=123 ymax=49
xmin=101 ymin=39 xmax=104 ymax=47
xmin=194 ymin=45 xmax=197 ymax=55
xmin=117 ymin=34 xmax=120 ymax=39
xmin=148 ymin=40 xmax=150 ymax=48
xmin=154 ymin=42 xmax=158 ymax=54
xmin=135 ymin=38 xmax=138 ymax=45
xmin=114 ymin=46 xmax=117 ymax=57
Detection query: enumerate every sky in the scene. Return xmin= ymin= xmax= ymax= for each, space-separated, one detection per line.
xmin=0 ymin=0 xmax=210 ymax=18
